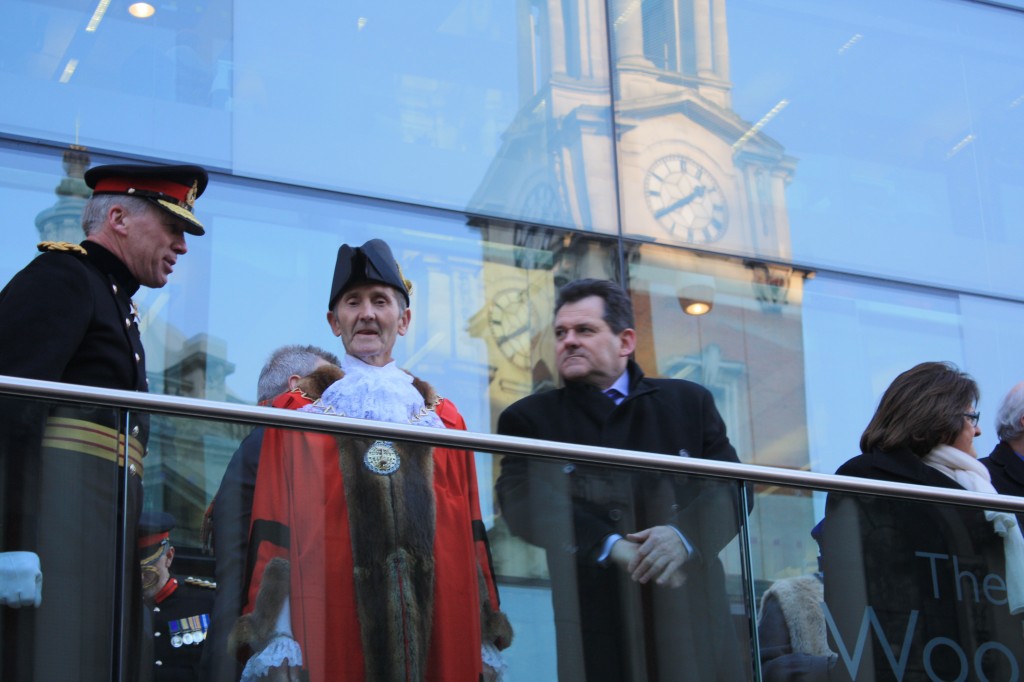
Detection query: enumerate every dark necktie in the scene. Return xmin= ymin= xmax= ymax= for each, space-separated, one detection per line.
xmin=604 ymin=388 xmax=624 ymax=404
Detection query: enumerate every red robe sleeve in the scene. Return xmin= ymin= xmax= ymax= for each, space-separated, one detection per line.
xmin=246 ymin=392 xmax=366 ymax=680
xmin=245 ymin=391 xmax=310 ymax=612
xmin=436 ymin=400 xmax=503 ymax=620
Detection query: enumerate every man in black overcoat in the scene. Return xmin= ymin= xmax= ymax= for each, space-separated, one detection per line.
xmin=495 ymin=278 xmax=749 ymax=681
xmin=0 ymin=162 xmax=208 ymax=681
xmin=981 ymin=381 xmax=1024 ymax=499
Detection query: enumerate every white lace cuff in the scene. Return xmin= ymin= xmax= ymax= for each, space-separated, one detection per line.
xmin=482 ymin=641 xmax=508 ymax=680
xmin=239 ymin=633 xmax=303 ymax=681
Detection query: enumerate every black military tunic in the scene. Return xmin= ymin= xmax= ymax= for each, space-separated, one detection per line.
xmin=0 ymin=240 xmax=148 ymax=681
xmin=151 ymin=576 xmax=215 ymax=681
xmin=0 ymin=240 xmax=148 ymax=391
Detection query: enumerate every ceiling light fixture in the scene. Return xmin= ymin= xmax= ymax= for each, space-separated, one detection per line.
xmin=678 ymin=274 xmax=715 ymax=317
xmin=129 ymin=2 xmax=156 ymax=18
xmin=838 ymin=34 xmax=863 ymax=55
xmin=946 ymin=134 xmax=975 ymax=160
xmin=85 ymin=0 xmax=111 ymax=32
xmin=59 ymin=59 xmax=79 ymax=84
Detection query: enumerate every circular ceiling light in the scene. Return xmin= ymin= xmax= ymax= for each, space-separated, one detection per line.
xmin=128 ymin=2 xmax=156 ymax=18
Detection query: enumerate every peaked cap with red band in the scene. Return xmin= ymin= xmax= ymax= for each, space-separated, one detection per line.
xmin=85 ymin=163 xmax=209 ymax=236
xmin=138 ymin=510 xmax=176 ymax=566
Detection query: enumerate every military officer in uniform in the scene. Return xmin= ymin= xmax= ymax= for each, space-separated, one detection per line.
xmin=140 ymin=512 xmax=215 ymax=681
xmin=0 ymin=163 xmax=208 ymax=681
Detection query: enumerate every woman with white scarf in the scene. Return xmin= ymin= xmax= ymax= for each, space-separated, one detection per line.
xmin=820 ymin=362 xmax=1024 ymax=682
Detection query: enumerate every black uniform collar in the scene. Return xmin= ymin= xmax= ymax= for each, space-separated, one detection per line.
xmin=82 ymin=240 xmax=141 ymax=297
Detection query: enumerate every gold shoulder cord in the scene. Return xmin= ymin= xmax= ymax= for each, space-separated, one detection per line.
xmin=37 ymin=241 xmax=87 ymax=255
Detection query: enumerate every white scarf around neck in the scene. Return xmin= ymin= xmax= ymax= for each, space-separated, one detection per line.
xmin=300 ymin=354 xmax=444 ymax=428
xmin=924 ymin=443 xmax=1024 ymax=614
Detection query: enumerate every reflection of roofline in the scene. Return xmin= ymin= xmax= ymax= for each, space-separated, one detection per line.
xmin=616 ymin=89 xmax=788 ymax=157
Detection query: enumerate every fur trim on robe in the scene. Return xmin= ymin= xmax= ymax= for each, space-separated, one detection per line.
xmin=758 ymin=575 xmax=831 ymax=657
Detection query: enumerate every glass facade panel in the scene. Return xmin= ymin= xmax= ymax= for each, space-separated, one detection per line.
xmin=802 ymin=273 xmax=965 ymax=476
xmin=137 ymin=401 xmax=753 ymax=681
xmin=0 ymin=393 xmax=135 ymax=680
xmin=6 ymin=0 xmax=1024 ymax=678
xmin=727 ymin=0 xmax=1024 ymax=296
xmin=802 ymin=276 xmax=1024 ymax=478
xmin=493 ymin=452 xmax=752 ymax=680
xmin=624 ymin=242 xmax=811 ymax=579
xmin=0 ymin=143 xmax=626 ymax=515
xmin=7 ymin=385 xmax=1024 ymax=681
xmin=0 ymin=0 xmax=619 ymax=231
xmin=0 ymin=0 xmax=233 ymax=164
xmin=961 ymin=295 xmax=1024 ymax=459
xmin=609 ymin=0 xmax=799 ymax=259
xmin=627 ymin=242 xmax=810 ymax=469
xmin=753 ymin=485 xmax=1024 ymax=682
xmin=607 ymin=0 xmax=1024 ymax=297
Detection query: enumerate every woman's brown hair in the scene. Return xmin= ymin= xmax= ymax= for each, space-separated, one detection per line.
xmin=859 ymin=361 xmax=979 ymax=457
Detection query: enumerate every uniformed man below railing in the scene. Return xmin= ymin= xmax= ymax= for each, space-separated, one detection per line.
xmin=139 ymin=511 xmax=214 ymax=682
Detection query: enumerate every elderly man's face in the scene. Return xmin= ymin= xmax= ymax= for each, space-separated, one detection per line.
xmin=327 ymin=283 xmax=410 ymax=367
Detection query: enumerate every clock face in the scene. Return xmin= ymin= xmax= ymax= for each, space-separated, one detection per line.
xmin=489 ymin=288 xmax=535 ymax=371
xmin=644 ymin=155 xmax=728 ymax=243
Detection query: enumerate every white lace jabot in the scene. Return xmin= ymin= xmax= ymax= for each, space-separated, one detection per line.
xmin=300 ymin=354 xmax=444 ymax=428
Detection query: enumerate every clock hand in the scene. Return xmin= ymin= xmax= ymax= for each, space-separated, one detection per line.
xmin=495 ymin=323 xmax=530 ymax=347
xmin=653 ymin=185 xmax=705 ymax=220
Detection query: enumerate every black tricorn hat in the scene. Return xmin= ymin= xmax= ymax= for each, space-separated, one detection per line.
xmin=85 ymin=163 xmax=209 ymax=236
xmin=328 ymin=239 xmax=411 ymax=310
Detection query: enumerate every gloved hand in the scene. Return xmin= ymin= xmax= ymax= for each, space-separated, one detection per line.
xmin=0 ymin=551 xmax=43 ymax=608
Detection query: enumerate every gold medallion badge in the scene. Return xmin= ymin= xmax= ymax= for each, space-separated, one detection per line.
xmin=363 ymin=440 xmax=400 ymax=475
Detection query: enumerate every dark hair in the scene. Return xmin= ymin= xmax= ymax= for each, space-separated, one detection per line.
xmin=555 ymin=279 xmax=634 ymax=333
xmin=859 ymin=361 xmax=979 ymax=457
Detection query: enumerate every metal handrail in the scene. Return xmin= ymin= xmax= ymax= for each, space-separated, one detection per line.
xmin=4 ymin=374 xmax=1024 ymax=513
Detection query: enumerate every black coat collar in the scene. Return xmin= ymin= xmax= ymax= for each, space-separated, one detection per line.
xmin=562 ymin=359 xmax=658 ymax=405
xmin=988 ymin=441 xmax=1024 ymax=487
xmin=82 ymin=240 xmax=141 ymax=297
xmin=857 ymin=448 xmax=963 ymax=490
